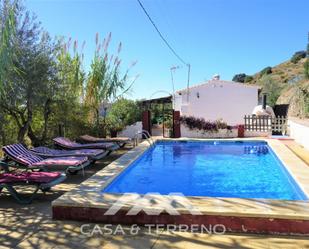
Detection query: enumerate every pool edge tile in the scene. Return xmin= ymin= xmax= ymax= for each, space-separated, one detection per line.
xmin=52 ymin=138 xmax=309 ymax=235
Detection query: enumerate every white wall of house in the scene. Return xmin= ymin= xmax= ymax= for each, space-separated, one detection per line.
xmin=174 ymin=80 xmax=259 ymax=125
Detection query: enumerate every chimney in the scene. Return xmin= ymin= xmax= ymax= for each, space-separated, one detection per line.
xmin=212 ymin=74 xmax=220 ymax=81
xmin=262 ymin=94 xmax=267 ymax=110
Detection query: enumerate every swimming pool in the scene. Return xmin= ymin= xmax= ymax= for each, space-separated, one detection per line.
xmin=103 ymin=141 xmax=307 ymax=200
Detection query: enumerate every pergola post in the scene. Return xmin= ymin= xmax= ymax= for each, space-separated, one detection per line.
xmin=142 ymin=110 xmax=151 ymax=137
xmin=173 ymin=110 xmax=181 ymax=138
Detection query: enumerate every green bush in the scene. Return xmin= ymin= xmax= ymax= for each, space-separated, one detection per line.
xmin=105 ymin=98 xmax=142 ymax=134
xmin=303 ymin=34 xmax=309 ymax=79
xmin=180 ymin=116 xmax=232 ymax=132
xmin=244 ymin=75 xmax=254 ymax=83
xmin=232 ymin=73 xmax=247 ymax=83
xmin=260 ymin=66 xmax=272 ymax=75
xmin=304 ymin=59 xmax=309 ymax=79
xmin=259 ymin=75 xmax=282 ymax=107
xmin=291 ymin=51 xmax=306 ymax=63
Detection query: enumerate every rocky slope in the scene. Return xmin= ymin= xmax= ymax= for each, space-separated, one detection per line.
xmin=247 ymin=58 xmax=309 ymax=118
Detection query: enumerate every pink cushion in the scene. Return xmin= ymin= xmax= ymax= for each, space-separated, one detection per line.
xmin=0 ymin=172 xmax=62 ymax=184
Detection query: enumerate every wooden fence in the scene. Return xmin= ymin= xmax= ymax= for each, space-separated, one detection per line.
xmin=244 ymin=115 xmax=288 ymax=134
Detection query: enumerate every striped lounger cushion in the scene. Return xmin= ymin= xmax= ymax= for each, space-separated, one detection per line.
xmin=2 ymin=144 xmax=88 ymax=168
xmin=31 ymin=146 xmax=105 ymax=158
xmin=80 ymin=135 xmax=131 ymax=143
xmin=53 ymin=137 xmax=118 ymax=150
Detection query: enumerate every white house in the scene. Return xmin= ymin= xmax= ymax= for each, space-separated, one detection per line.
xmin=174 ymin=77 xmax=261 ymax=125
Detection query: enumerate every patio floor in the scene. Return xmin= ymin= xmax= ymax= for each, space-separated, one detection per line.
xmin=1 ymin=145 xmax=309 ymax=248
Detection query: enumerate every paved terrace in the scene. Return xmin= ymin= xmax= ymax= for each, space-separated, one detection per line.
xmin=1 ymin=144 xmax=309 ymax=249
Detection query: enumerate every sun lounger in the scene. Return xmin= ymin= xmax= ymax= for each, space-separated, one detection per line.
xmin=31 ymin=146 xmax=109 ymax=161
xmin=2 ymin=143 xmax=90 ymax=174
xmin=78 ymin=134 xmax=132 ymax=148
xmin=0 ymin=171 xmax=66 ymax=204
xmin=53 ymin=137 xmax=119 ymax=153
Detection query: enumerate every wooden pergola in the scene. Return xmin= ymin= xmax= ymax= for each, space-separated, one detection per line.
xmin=140 ymin=95 xmax=172 ymax=109
xmin=139 ymin=95 xmax=180 ymax=138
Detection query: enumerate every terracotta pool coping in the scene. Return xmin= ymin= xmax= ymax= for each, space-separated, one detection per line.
xmin=52 ymin=138 xmax=309 ymax=222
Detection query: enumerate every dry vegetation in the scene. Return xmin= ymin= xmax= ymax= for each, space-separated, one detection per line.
xmin=248 ymin=58 xmax=309 ymax=118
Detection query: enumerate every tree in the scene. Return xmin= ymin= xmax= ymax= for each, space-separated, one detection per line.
xmin=51 ymin=37 xmax=87 ymax=139
xmin=0 ymin=1 xmax=139 ymax=145
xmin=260 ymin=66 xmax=272 ymax=76
xmin=56 ymin=38 xmax=85 ymax=101
xmin=244 ymin=75 xmax=254 ymax=83
xmin=0 ymin=0 xmax=17 ymax=90
xmin=232 ymin=73 xmax=247 ymax=83
xmin=291 ymin=50 xmax=306 ymax=64
xmin=85 ymin=33 xmax=137 ymax=136
xmin=0 ymin=1 xmax=59 ymax=144
xmin=105 ymin=98 xmax=141 ymax=134
xmin=259 ymin=75 xmax=282 ymax=107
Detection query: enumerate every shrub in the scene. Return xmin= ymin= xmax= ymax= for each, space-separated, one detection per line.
xmin=232 ymin=73 xmax=247 ymax=83
xmin=304 ymin=59 xmax=309 ymax=79
xmin=291 ymin=51 xmax=306 ymax=63
xmin=244 ymin=75 xmax=254 ymax=83
xmin=105 ymin=98 xmax=141 ymax=134
xmin=260 ymin=66 xmax=272 ymax=75
xmin=305 ymin=36 xmax=309 ymax=79
xmin=179 ymin=116 xmax=231 ymax=132
xmin=259 ymin=75 xmax=282 ymax=107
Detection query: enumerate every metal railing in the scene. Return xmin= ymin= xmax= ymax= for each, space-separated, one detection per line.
xmin=133 ymin=130 xmax=155 ymax=147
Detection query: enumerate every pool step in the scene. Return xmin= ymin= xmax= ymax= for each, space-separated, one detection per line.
xmin=244 ymin=145 xmax=269 ymax=155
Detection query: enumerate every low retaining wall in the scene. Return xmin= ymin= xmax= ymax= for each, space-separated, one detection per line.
xmin=245 ymin=130 xmax=270 ymax=137
xmin=118 ymin=122 xmax=142 ymax=138
xmin=181 ymin=125 xmax=269 ymax=138
xmin=53 ymin=206 xmax=309 ymax=235
xmin=181 ymin=125 xmax=237 ymax=138
xmin=288 ymin=118 xmax=309 ymax=150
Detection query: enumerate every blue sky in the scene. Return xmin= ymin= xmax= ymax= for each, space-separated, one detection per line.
xmin=26 ymin=0 xmax=309 ymax=100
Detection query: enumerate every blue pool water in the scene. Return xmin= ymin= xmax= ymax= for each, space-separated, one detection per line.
xmin=103 ymin=141 xmax=307 ymax=200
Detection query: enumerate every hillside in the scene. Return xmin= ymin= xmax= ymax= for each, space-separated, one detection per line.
xmin=250 ymin=58 xmax=306 ymax=85
xmin=245 ymin=57 xmax=309 ymax=118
